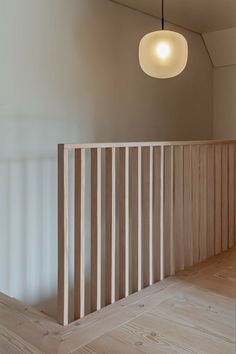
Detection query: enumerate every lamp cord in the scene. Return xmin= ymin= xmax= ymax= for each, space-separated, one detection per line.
xmin=162 ymin=0 xmax=164 ymax=30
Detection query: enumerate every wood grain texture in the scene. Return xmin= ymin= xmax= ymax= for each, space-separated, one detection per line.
xmin=74 ymin=149 xmax=85 ymax=320
xmin=234 ymin=143 xmax=236 ymax=247
xmin=57 ymin=144 xmax=69 ymax=326
xmin=183 ymin=145 xmax=193 ymax=267
xmin=58 ymin=140 xmax=236 ymax=328
xmin=191 ymin=145 xmax=200 ymax=264
xmin=91 ymin=148 xmax=102 ymax=312
xmin=199 ymin=145 xmax=208 ymax=261
xmin=149 ymin=147 xmax=154 ymax=284
xmin=174 ymin=146 xmax=184 ymax=271
xmin=0 ymin=249 xmax=235 ymax=354
xmin=153 ymin=147 xmax=161 ymax=283
xmin=207 ymin=144 xmax=215 ymax=257
xmin=0 ymin=324 xmax=42 ymax=354
xmin=0 ymin=293 xmax=61 ymax=354
xmin=235 ymin=144 xmax=236 ymax=247
xmin=160 ymin=147 xmax=164 ymax=280
xmin=0 ymin=340 xmax=20 ymax=354
xmin=142 ymin=147 xmax=150 ymax=288
xmin=91 ymin=148 xmax=98 ymax=313
xmin=111 ymin=148 xmax=116 ymax=303
xmin=125 ymin=147 xmax=130 ymax=297
xmin=163 ymin=146 xmax=173 ymax=277
xmin=169 ymin=146 xmax=174 ymax=276
xmin=118 ymin=148 xmax=126 ymax=299
xmin=105 ymin=148 xmax=112 ymax=306
xmin=76 ymin=249 xmax=235 ymax=354
xmin=129 ymin=148 xmax=139 ymax=294
xmin=222 ymin=144 xmax=229 ymax=251
xmin=65 ymin=139 xmax=236 ymax=151
xmin=215 ymin=144 xmax=222 ymax=254
xmin=104 ymin=148 xmax=116 ymax=304
xmin=138 ymin=147 xmax=142 ymax=291
xmin=228 ymin=144 xmax=235 ymax=249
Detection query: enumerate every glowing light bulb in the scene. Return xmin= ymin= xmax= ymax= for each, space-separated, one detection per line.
xmin=139 ymin=30 xmax=188 ymax=79
xmin=156 ymin=42 xmax=170 ymax=60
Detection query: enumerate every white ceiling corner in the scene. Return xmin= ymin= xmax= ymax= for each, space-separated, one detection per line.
xmin=203 ymin=28 xmax=236 ymax=67
xmin=111 ymin=0 xmax=236 ymax=34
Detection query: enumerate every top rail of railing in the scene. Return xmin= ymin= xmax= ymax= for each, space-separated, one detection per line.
xmin=62 ymin=139 xmax=236 ymax=150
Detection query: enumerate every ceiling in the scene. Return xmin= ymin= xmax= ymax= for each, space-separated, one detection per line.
xmin=203 ymin=28 xmax=236 ymax=66
xmin=111 ymin=0 xmax=236 ymax=33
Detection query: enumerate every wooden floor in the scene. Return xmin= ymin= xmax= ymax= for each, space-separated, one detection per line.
xmin=0 ymin=249 xmax=235 ymax=354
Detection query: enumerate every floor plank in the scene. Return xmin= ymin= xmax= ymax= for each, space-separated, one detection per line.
xmin=0 ymin=248 xmax=235 ymax=354
xmin=76 ymin=249 xmax=235 ymax=354
xmin=0 ymin=324 xmax=42 ymax=354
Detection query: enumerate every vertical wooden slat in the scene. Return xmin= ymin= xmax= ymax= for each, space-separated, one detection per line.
xmin=91 ymin=148 xmax=102 ymax=312
xmin=164 ymin=146 xmax=174 ymax=277
xmin=97 ymin=150 xmax=102 ymax=310
xmin=222 ymin=144 xmax=229 ymax=251
xmin=235 ymin=144 xmax=236 ymax=247
xmin=153 ymin=147 xmax=161 ymax=283
xmin=183 ymin=145 xmax=193 ymax=267
xmin=105 ymin=148 xmax=114 ymax=306
xmin=74 ymin=148 xmax=85 ymax=320
xmin=111 ymin=148 xmax=116 ymax=303
xmin=199 ymin=145 xmax=207 ymax=261
xmin=191 ymin=145 xmax=200 ymax=264
xmin=130 ymin=148 xmax=138 ymax=294
xmin=125 ymin=147 xmax=129 ymax=297
xmin=160 ymin=146 xmax=164 ymax=280
xmin=91 ymin=149 xmax=97 ymax=312
xmin=174 ymin=146 xmax=184 ymax=272
xmin=138 ymin=147 xmax=142 ymax=291
xmin=58 ymin=144 xmax=69 ymax=326
xmin=142 ymin=147 xmax=150 ymax=288
xmin=118 ymin=148 xmax=125 ymax=299
xmin=215 ymin=144 xmax=222 ymax=254
xmin=170 ymin=146 xmax=175 ymax=276
xmin=207 ymin=145 xmax=215 ymax=258
xmin=228 ymin=144 xmax=235 ymax=249
xmin=149 ymin=147 xmax=154 ymax=285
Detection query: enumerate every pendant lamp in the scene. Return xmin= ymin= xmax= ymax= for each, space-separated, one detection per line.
xmin=139 ymin=0 xmax=188 ymax=79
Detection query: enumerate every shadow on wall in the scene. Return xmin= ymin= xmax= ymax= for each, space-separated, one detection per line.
xmin=0 ymin=153 xmax=91 ymax=322
xmin=0 ymin=155 xmax=58 ymax=319
xmin=34 ymin=288 xmax=80 ymax=323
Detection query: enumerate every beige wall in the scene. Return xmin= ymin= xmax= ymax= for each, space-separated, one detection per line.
xmin=0 ymin=0 xmax=213 ymax=319
xmin=203 ymin=27 xmax=236 ymax=139
xmin=213 ymin=65 xmax=236 ymax=139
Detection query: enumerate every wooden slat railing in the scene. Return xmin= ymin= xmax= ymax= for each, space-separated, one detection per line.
xmin=58 ymin=140 xmax=236 ymax=326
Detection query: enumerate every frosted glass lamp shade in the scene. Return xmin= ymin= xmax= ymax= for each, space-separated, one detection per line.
xmin=139 ymin=30 xmax=188 ymax=79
